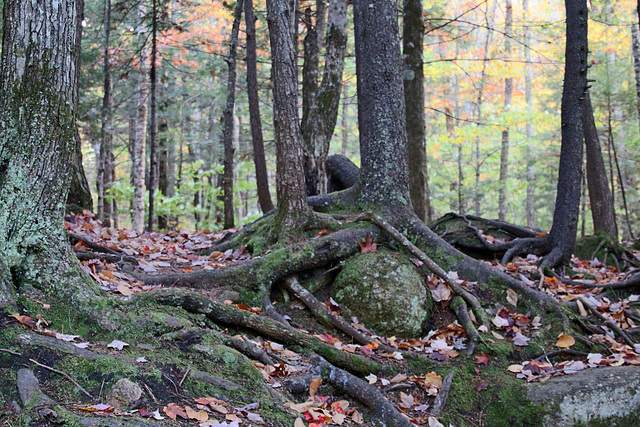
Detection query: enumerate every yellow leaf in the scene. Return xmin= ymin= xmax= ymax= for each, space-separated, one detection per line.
xmin=185 ymin=406 xmax=208 ymax=422
xmin=309 ymin=376 xmax=322 ymax=399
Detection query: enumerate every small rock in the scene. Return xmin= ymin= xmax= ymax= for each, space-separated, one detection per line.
xmin=107 ymin=378 xmax=143 ymax=410
xmin=17 ymin=368 xmax=55 ymax=407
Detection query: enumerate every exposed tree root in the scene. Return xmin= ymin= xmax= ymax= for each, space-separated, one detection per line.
xmin=141 ymin=226 xmax=378 ymax=302
xmin=450 ymin=296 xmax=480 ymax=355
xmin=74 ymin=250 xmax=138 ymax=264
xmin=143 ymin=288 xmax=386 ymax=375
xmin=309 ymin=353 xmax=414 ymax=427
xmin=578 ymin=297 xmax=636 ymax=347
xmin=68 ymin=231 xmax=123 ymax=255
xmin=429 ymin=370 xmax=454 ymax=418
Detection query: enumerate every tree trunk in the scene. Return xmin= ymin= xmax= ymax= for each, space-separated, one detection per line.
xmin=301 ymin=0 xmax=348 ymax=196
xmin=221 ymin=0 xmax=244 ymax=229
xmin=352 ymin=0 xmax=410 ymax=207
xmin=98 ymin=0 xmax=113 ymax=226
xmin=245 ymin=0 xmax=275 ymax=214
xmin=524 ymin=0 xmax=536 ymax=228
xmin=67 ymin=127 xmax=94 ymax=213
xmin=498 ymin=0 xmax=513 ymax=222
xmin=403 ymin=0 xmax=431 ymax=222
xmin=158 ymin=118 xmax=169 ymax=229
xmin=582 ymin=91 xmax=618 ymax=242
xmin=267 ymin=0 xmax=312 ymax=239
xmin=132 ymin=3 xmax=149 ymax=233
xmin=545 ymin=0 xmax=588 ymax=266
xmin=148 ymin=0 xmax=158 ymax=232
xmin=0 ymin=0 xmax=102 ymax=314
xmin=631 ymin=23 xmax=640 ymax=138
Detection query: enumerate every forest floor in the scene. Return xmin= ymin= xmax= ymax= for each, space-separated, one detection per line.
xmin=2 ymin=211 xmax=640 ymax=427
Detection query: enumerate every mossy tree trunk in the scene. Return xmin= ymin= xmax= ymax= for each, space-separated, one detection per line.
xmin=0 ymin=0 xmax=106 ymax=317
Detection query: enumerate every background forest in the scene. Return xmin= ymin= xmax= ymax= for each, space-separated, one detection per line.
xmin=78 ymin=0 xmax=639 ymax=235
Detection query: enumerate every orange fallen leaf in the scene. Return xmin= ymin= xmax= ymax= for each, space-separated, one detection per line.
xmin=163 ymin=403 xmax=187 ymax=420
xmin=556 ymin=333 xmax=575 ymax=349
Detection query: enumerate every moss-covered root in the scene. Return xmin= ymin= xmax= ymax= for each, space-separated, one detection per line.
xmin=143 ymin=288 xmax=385 ymax=375
xmin=141 ymin=226 xmax=379 ymax=306
xmin=450 ymin=296 xmax=480 ymax=356
xmin=309 ymin=354 xmax=413 ymax=427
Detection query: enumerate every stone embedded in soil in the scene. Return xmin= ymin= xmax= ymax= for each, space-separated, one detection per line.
xmin=107 ymin=378 xmax=143 ymax=410
xmin=332 ymin=250 xmax=432 ymax=337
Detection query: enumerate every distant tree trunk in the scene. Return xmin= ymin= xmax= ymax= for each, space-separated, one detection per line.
xmin=301 ymin=0 xmax=348 ymax=196
xmin=68 ymin=126 xmax=94 ymax=213
xmin=631 ymin=24 xmax=640 ymax=135
xmin=582 ymin=91 xmax=618 ymax=242
xmin=157 ymin=118 xmax=169 ymax=229
xmin=267 ymin=0 xmax=313 ymax=239
xmin=132 ymin=3 xmax=149 ymax=233
xmin=524 ymin=0 xmax=536 ymax=228
xmin=316 ymin=0 xmax=327 ymax=52
xmin=221 ymin=0 xmax=243 ymax=229
xmin=498 ymin=0 xmax=513 ymax=221
xmin=545 ymin=0 xmax=588 ymax=266
xmin=353 ymin=0 xmax=410 ymax=207
xmin=148 ymin=0 xmax=158 ymax=232
xmin=340 ymin=82 xmax=349 ymax=156
xmin=403 ymin=0 xmax=431 ymax=222
xmin=245 ymin=0 xmax=274 ymax=213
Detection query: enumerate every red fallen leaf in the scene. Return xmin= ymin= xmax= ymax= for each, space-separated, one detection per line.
xmin=522 ymin=360 xmax=553 ymax=375
xmin=141 ymin=245 xmax=150 ymax=251
xmin=163 ymin=403 xmax=187 ymax=420
xmin=358 ymin=235 xmax=377 ymax=254
xmin=475 ymin=353 xmax=490 ymax=366
xmin=475 ymin=380 xmax=489 ymax=391
xmin=237 ymin=303 xmax=250 ymax=311
xmin=318 ymin=333 xmax=341 ymax=345
xmin=64 ymin=222 xmax=73 ymax=230
xmin=139 ymin=408 xmax=155 ymax=418
xmin=314 ymin=229 xmax=333 ymax=237
xmin=10 ymin=313 xmax=38 ymax=330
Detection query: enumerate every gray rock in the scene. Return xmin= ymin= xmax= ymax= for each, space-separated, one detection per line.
xmin=107 ymin=378 xmax=143 ymax=410
xmin=17 ymin=368 xmax=55 ymax=407
xmin=526 ymin=366 xmax=640 ymax=426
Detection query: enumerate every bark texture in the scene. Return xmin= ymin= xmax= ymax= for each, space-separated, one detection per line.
xmin=221 ymin=0 xmax=244 ymax=229
xmin=583 ymin=91 xmax=618 ymax=242
xmin=132 ymin=3 xmax=149 ymax=233
xmin=267 ymin=0 xmax=312 ymax=239
xmin=245 ymin=0 xmax=274 ymax=214
xmin=404 ymin=0 xmax=431 ymax=222
xmin=0 ymin=0 xmax=104 ymax=316
xmin=301 ymin=0 xmax=348 ymax=196
xmin=353 ymin=0 xmax=410 ymax=207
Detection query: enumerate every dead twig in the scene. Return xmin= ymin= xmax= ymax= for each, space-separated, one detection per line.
xmin=142 ymin=381 xmax=158 ymax=404
xmin=0 ymin=348 xmax=22 ymax=356
xmin=578 ymin=297 xmax=635 ymax=347
xmin=178 ymin=367 xmax=191 ymax=387
xmin=28 ymin=358 xmax=93 ymax=399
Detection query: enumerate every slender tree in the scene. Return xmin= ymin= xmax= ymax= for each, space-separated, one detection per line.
xmin=267 ymin=0 xmax=313 ymax=239
xmin=498 ymin=0 xmax=513 ymax=221
xmin=524 ymin=0 xmax=536 ymax=228
xmin=98 ymin=0 xmax=114 ymax=226
xmin=132 ymin=2 xmax=150 ymax=233
xmin=245 ymin=0 xmax=275 ymax=213
xmin=148 ymin=0 xmax=158 ymax=231
xmin=404 ymin=0 xmax=431 ymax=222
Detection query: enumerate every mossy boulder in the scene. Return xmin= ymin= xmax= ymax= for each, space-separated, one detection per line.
xmin=332 ymin=250 xmax=431 ymax=337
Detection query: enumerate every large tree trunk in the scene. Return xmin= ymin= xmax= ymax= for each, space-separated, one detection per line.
xmin=0 ymin=0 xmax=105 ymax=319
xmin=301 ymin=0 xmax=348 ymax=196
xmin=352 ymin=0 xmax=410 ymax=207
xmin=132 ymin=3 xmax=149 ymax=233
xmin=245 ymin=0 xmax=275 ymax=214
xmin=403 ymin=0 xmax=431 ymax=222
xmin=221 ymin=0 xmax=244 ymax=229
xmin=582 ymin=91 xmax=618 ymax=242
xmin=267 ymin=0 xmax=312 ymax=239
xmin=545 ymin=0 xmax=588 ymax=266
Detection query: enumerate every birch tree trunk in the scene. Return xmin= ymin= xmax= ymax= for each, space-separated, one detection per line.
xmin=132 ymin=3 xmax=149 ymax=233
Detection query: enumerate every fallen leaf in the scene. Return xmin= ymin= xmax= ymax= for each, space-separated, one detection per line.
xmin=507 ymin=364 xmax=523 ymax=373
xmin=506 ymin=289 xmax=518 ymax=307
xmin=428 ymin=417 xmax=445 ymax=427
xmin=475 ymin=380 xmax=489 ymax=391
xmin=309 ymin=376 xmax=322 ymax=399
xmin=185 ymin=406 xmax=208 ymax=422
xmin=398 ymin=392 xmax=414 ymax=410
xmin=163 ymin=403 xmax=187 ymax=420
xmin=295 ymin=418 xmax=305 ymax=427
xmin=513 ymin=332 xmax=530 ymax=347
xmin=430 ymin=283 xmax=452 ymax=302
xmin=556 ymin=333 xmax=575 ymax=349
xmin=475 ymin=353 xmax=490 ymax=366
xmin=358 ymin=235 xmax=377 ymax=254
xmin=247 ymin=413 xmax=264 ymax=422
xmin=107 ymin=340 xmax=129 ymax=351
xmin=390 ymin=373 xmax=407 ymax=383
xmin=365 ymin=374 xmax=377 ymax=384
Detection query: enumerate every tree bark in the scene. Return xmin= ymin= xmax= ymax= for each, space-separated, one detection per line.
xmin=546 ymin=0 xmax=588 ymax=266
xmin=631 ymin=23 xmax=640 ymax=141
xmin=267 ymin=0 xmax=313 ymax=239
xmin=157 ymin=118 xmax=169 ymax=229
xmin=221 ymin=0 xmax=244 ymax=229
xmin=301 ymin=0 xmax=348 ymax=196
xmin=147 ymin=0 xmax=158 ymax=232
xmin=404 ymin=0 xmax=431 ymax=222
xmin=582 ymin=91 xmax=618 ymax=242
xmin=245 ymin=0 xmax=275 ymax=214
xmin=524 ymin=0 xmax=536 ymax=228
xmin=132 ymin=3 xmax=149 ymax=233
xmin=67 ymin=128 xmax=94 ymax=213
xmin=0 ymin=0 xmax=104 ymax=315
xmin=352 ymin=0 xmax=410 ymax=207
xmin=498 ymin=0 xmax=513 ymax=222
xmin=98 ymin=0 xmax=113 ymax=226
